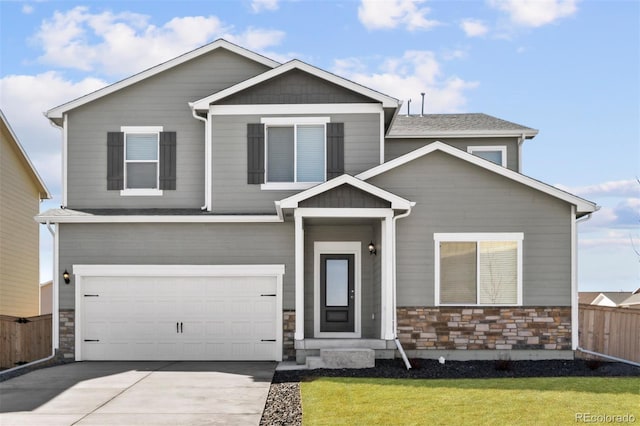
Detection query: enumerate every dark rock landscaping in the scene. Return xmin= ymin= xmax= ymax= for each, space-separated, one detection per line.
xmin=260 ymin=359 xmax=640 ymax=425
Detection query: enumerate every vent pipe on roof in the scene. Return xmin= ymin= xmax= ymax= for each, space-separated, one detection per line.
xmin=406 ymin=99 xmax=411 ymax=117
xmin=420 ymin=92 xmax=425 ymax=117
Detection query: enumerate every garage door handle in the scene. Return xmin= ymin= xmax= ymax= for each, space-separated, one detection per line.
xmin=84 ymin=339 xmax=99 ymax=342
xmin=261 ymin=294 xmax=276 ymax=297
xmin=176 ymin=322 xmax=179 ymax=333
xmin=180 ymin=322 xmax=183 ymax=333
xmin=261 ymin=339 xmax=276 ymax=342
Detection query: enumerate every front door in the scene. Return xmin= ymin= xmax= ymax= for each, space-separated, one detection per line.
xmin=320 ymin=254 xmax=355 ymax=333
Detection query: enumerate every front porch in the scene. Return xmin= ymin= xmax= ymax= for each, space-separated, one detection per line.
xmin=277 ymin=175 xmax=414 ymax=365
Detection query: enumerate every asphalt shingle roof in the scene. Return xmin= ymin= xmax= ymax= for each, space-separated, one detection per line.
xmin=388 ymin=113 xmax=538 ymax=138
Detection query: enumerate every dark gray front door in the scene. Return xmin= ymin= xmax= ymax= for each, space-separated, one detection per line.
xmin=320 ymin=254 xmax=355 ymax=333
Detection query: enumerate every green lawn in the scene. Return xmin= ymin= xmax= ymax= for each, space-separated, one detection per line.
xmin=301 ymin=377 xmax=639 ymax=425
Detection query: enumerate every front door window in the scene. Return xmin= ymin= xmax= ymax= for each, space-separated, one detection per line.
xmin=320 ymin=254 xmax=355 ymax=333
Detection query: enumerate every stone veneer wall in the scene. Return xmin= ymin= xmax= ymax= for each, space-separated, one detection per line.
xmin=397 ymin=307 xmax=571 ymax=351
xmin=283 ymin=310 xmax=296 ymax=361
xmin=59 ymin=309 xmax=75 ymax=359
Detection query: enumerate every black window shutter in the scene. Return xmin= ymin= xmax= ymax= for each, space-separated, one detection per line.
xmin=159 ymin=131 xmax=177 ymax=190
xmin=247 ymin=123 xmax=265 ymax=184
xmin=326 ymin=122 xmax=344 ymax=179
xmin=107 ymin=132 xmax=124 ymax=190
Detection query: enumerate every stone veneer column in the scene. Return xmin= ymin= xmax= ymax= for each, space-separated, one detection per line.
xmin=282 ymin=310 xmax=296 ymax=361
xmin=58 ymin=309 xmax=75 ymax=360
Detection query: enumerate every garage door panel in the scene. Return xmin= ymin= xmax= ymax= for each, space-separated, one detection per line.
xmin=81 ymin=273 xmax=279 ymax=361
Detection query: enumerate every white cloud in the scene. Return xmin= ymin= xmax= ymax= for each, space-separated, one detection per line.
xmin=251 ymin=0 xmax=279 ymax=13
xmin=22 ymin=4 xmax=34 ymax=14
xmin=556 ymin=179 xmax=640 ymax=198
xmin=224 ymin=27 xmax=286 ymax=51
xmin=460 ymin=19 xmax=489 ymax=37
xmin=488 ymin=0 xmax=579 ymax=28
xmin=0 ymin=71 xmax=107 ymax=196
xmin=358 ymin=0 xmax=440 ymax=31
xmin=32 ymin=7 xmax=285 ymax=77
xmin=334 ymin=50 xmax=478 ymax=114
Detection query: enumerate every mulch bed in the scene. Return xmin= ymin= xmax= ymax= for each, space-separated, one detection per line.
xmin=259 ymin=358 xmax=640 ymax=425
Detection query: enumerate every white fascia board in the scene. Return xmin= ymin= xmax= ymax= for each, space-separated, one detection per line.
xmin=294 ymin=208 xmax=394 ymax=219
xmin=386 ymin=129 xmax=539 ymax=139
xmin=1 ymin=110 xmax=52 ymax=199
xmin=73 ymin=264 xmax=285 ymax=277
xmin=35 ymin=212 xmax=283 ymax=224
xmin=192 ymin=60 xmax=398 ymax=110
xmin=46 ymin=39 xmax=280 ymax=120
xmin=208 ymin=103 xmax=384 ymax=116
xmin=357 ymin=141 xmax=598 ymax=214
xmin=279 ymin=174 xmax=412 ymax=210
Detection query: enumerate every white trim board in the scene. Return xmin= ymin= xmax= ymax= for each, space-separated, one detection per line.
xmin=313 ymin=242 xmax=362 ymax=338
xmin=356 ymin=141 xmax=597 ymax=215
xmin=46 ymin=39 xmax=280 ymax=122
xmin=36 ymin=209 xmax=283 ymax=223
xmin=208 ymin=103 xmax=384 ymax=116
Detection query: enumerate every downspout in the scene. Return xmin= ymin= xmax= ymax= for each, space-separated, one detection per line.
xmin=571 ymin=212 xmax=592 ymax=351
xmin=190 ymin=107 xmax=210 ymax=211
xmin=392 ymin=205 xmax=414 ymax=369
xmin=517 ymin=133 xmax=525 ymax=172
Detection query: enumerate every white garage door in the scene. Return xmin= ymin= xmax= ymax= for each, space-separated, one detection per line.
xmin=76 ymin=266 xmax=282 ymax=361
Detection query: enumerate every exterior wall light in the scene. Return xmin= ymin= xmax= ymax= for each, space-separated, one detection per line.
xmin=63 ymin=270 xmax=70 ymax=284
xmin=368 ymin=241 xmax=377 ymax=255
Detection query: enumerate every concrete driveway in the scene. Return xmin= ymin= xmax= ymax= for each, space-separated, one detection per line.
xmin=0 ymin=361 xmax=275 ymax=425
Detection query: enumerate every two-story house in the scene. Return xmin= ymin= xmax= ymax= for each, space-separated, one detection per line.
xmin=39 ymin=40 xmax=597 ymax=366
xmin=1 ymin=110 xmax=51 ymax=317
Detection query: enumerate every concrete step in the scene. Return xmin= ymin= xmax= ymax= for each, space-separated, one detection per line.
xmin=306 ymin=348 xmax=375 ymax=369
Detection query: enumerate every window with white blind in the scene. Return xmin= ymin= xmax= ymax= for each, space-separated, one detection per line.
xmin=263 ymin=118 xmax=327 ymax=186
xmin=123 ymin=126 xmax=161 ymax=191
xmin=435 ymin=233 xmax=523 ymax=306
xmin=467 ymin=146 xmax=507 ymax=167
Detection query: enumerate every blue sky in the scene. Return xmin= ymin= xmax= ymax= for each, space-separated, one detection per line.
xmin=1 ymin=0 xmax=638 ymax=291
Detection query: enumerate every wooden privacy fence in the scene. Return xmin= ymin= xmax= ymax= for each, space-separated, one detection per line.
xmin=0 ymin=314 xmax=52 ymax=369
xmin=578 ymin=304 xmax=640 ymax=364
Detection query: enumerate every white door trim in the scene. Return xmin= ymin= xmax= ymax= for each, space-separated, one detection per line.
xmin=314 ymin=242 xmax=361 ymax=338
xmin=73 ymin=264 xmax=284 ymax=361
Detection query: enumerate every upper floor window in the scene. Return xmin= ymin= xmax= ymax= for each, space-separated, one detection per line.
xmin=467 ymin=146 xmax=507 ymax=167
xmin=435 ymin=233 xmax=523 ymax=306
xmin=107 ymin=126 xmax=176 ymax=196
xmin=267 ymin=123 xmax=325 ymax=183
xmin=248 ymin=118 xmax=343 ymax=190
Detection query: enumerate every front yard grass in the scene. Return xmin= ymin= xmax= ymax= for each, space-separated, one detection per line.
xmin=301 ymin=377 xmax=639 ymax=425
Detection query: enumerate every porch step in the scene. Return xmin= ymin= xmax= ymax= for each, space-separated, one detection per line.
xmin=306 ymin=348 xmax=375 ymax=369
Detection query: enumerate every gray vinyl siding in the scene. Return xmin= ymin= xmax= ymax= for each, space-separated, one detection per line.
xmin=218 ymin=69 xmax=375 ymax=105
xmin=66 ymin=48 xmax=271 ymax=209
xmin=303 ymin=224 xmax=379 ymax=338
xmin=58 ymin=222 xmax=294 ymax=309
xmin=211 ymin=113 xmax=381 ymax=213
xmin=300 ymin=185 xmax=390 ymax=208
xmin=385 ymin=137 xmax=520 ymax=172
xmin=368 ymin=151 xmax=572 ymax=307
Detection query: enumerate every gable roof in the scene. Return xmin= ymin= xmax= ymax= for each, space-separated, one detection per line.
xmin=277 ymin=174 xmax=413 ymax=210
xmin=190 ymin=59 xmax=399 ymax=111
xmin=578 ymin=292 xmax=601 ymax=304
xmin=619 ymin=292 xmax=640 ymax=308
xmin=593 ymin=292 xmax=633 ymax=306
xmin=387 ymin=113 xmax=538 ymax=138
xmin=356 ymin=141 xmax=597 ymax=216
xmin=1 ymin=110 xmax=51 ymax=199
xmin=45 ymin=39 xmax=280 ymax=125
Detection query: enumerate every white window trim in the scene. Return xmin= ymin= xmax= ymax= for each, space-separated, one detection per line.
xmin=120 ymin=126 xmax=163 ymax=196
xmin=434 ymin=232 xmax=523 ymax=307
xmin=466 ymin=145 xmax=507 ymax=167
xmin=261 ymin=117 xmax=329 ymax=188
xmin=314 ymin=241 xmax=361 ymax=338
